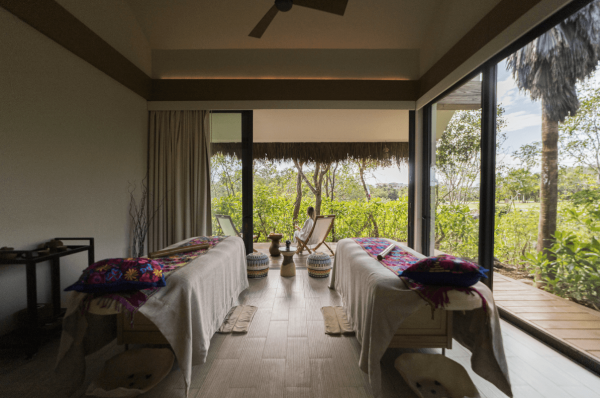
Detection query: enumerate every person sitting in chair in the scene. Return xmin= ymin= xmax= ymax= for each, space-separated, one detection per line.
xmin=294 ymin=206 xmax=315 ymax=250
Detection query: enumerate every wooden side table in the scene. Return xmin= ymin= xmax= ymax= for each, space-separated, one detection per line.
xmin=0 ymin=237 xmax=95 ymax=356
xmin=280 ymin=247 xmax=296 ymax=277
xmin=267 ymin=234 xmax=283 ymax=257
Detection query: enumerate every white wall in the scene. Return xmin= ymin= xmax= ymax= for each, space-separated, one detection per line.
xmin=0 ymin=9 xmax=148 ymax=336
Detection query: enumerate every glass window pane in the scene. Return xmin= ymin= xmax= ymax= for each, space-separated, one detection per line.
xmin=431 ymin=76 xmax=482 ymax=261
xmin=210 ymin=112 xmax=242 ymax=235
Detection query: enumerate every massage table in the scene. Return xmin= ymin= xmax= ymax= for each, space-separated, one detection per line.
xmin=57 ymin=236 xmax=248 ymax=397
xmin=330 ymin=238 xmax=513 ymax=398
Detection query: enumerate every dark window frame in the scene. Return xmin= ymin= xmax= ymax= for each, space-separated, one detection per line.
xmin=211 ymin=110 xmax=254 ymax=254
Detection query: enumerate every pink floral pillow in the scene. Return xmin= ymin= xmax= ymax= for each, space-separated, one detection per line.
xmin=65 ymin=258 xmax=166 ymax=293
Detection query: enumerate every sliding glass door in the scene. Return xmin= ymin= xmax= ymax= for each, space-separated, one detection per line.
xmin=210 ymin=110 xmax=254 ymax=254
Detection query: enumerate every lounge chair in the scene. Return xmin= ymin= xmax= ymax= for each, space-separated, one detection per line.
xmin=296 ymin=215 xmax=335 ymax=256
xmin=215 ymin=215 xmax=260 ymax=251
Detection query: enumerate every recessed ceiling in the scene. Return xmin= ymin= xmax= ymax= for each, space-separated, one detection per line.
xmin=125 ymin=0 xmax=438 ymax=50
xmin=56 ymin=0 xmax=506 ymax=82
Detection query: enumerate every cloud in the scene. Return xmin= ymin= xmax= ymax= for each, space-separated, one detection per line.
xmin=503 ymin=110 xmax=541 ymax=133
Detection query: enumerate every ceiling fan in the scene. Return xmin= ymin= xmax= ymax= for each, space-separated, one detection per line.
xmin=249 ymin=0 xmax=349 ymax=38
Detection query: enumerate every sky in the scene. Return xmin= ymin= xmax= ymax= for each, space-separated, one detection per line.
xmin=369 ymin=59 xmax=600 ymax=185
xmin=269 ymin=59 xmax=600 ymax=187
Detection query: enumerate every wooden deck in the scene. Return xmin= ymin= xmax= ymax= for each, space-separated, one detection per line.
xmin=494 ymin=273 xmax=600 ymax=371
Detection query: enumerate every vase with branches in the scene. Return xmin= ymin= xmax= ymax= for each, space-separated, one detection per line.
xmin=129 ymin=176 xmax=162 ymax=258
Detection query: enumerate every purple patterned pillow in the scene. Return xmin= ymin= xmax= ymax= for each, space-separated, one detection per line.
xmin=402 ymin=254 xmax=488 ymax=287
xmin=65 ymin=258 xmax=166 ymax=293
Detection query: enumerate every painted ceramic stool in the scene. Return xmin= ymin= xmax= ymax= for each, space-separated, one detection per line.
xmin=307 ymin=252 xmax=333 ymax=278
xmin=246 ymin=252 xmax=269 ymax=278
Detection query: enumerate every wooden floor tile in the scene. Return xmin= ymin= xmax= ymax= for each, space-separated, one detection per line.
xmin=533 ymin=321 xmax=600 ymax=329
xmin=493 ymin=295 xmax=551 ymax=301
xmin=545 ymin=329 xmax=600 ymax=339
xmin=285 ymin=387 xmax=312 ymax=398
xmin=272 ymin=297 xmax=291 ymax=321
xmin=194 ymin=359 xmax=239 ymax=398
xmin=496 ymin=300 xmax=570 ymax=307
xmin=564 ymin=339 xmax=600 ymax=351
xmin=247 ymin=308 xmax=273 ymax=338
xmin=589 ymin=351 xmax=600 ymax=359
xmin=504 ymin=306 xmax=588 ymax=313
xmin=519 ymin=313 xmax=600 ymax=321
xmin=225 ymin=387 xmax=258 ymax=398
xmin=285 ymin=337 xmax=311 ymax=387
xmin=307 ymin=320 xmax=335 ymax=358
xmin=263 ymin=321 xmax=289 ymax=359
xmin=288 ymin=307 xmax=308 ymax=337
xmin=256 ymin=359 xmax=286 ymax=398
xmin=217 ymin=333 xmax=249 ymax=359
xmin=230 ymin=338 xmax=267 ymax=388
xmin=562 ymin=385 xmax=600 ymax=398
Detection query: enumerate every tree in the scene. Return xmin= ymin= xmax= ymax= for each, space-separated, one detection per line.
xmin=293 ymin=160 xmax=331 ymax=216
xmin=292 ymin=160 xmax=304 ymax=222
xmin=210 ymin=153 xmax=241 ymax=197
xmin=506 ymin=0 xmax=600 ymax=256
xmin=436 ymin=108 xmax=506 ymax=206
xmin=560 ymin=80 xmax=600 ymax=185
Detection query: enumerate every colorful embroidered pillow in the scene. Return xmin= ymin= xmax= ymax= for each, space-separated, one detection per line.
xmin=401 ymin=255 xmax=488 ymax=287
xmin=64 ymin=258 xmax=166 ymax=293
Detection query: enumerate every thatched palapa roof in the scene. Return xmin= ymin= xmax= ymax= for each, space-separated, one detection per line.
xmin=211 ymin=142 xmax=409 ymax=165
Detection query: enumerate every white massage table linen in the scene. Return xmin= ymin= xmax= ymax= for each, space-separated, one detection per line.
xmin=57 ymin=236 xmax=249 ymax=397
xmin=140 ymin=236 xmax=248 ymax=394
xmin=329 ymin=238 xmax=512 ymax=398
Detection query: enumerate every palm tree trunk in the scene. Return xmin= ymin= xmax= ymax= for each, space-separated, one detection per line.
xmin=537 ymin=104 xmax=559 ymax=258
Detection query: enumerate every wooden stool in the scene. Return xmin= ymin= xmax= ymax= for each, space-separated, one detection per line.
xmin=267 ymin=234 xmax=283 ymax=257
xmin=280 ymin=247 xmax=296 ymax=277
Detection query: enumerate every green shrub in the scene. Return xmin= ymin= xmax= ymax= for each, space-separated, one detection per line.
xmin=525 ymin=231 xmax=600 ymax=309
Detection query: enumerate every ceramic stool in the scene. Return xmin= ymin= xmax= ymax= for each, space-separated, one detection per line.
xmin=307 ymin=252 xmax=332 ymax=278
xmin=246 ymin=252 xmax=269 ymax=278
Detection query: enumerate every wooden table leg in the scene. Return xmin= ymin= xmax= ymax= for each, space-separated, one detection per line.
xmin=50 ymin=258 xmax=61 ymax=317
xmin=25 ymin=259 xmax=39 ymax=357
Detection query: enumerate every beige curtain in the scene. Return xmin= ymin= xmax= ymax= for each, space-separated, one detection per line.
xmin=148 ymin=110 xmax=212 ymax=252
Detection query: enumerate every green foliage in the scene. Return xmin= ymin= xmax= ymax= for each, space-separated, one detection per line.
xmin=570 ymin=188 xmax=600 ymax=206
xmin=435 ymin=204 xmax=479 ymax=260
xmin=560 ymin=81 xmax=600 ymax=185
xmin=496 ymin=168 xmax=539 ymax=203
xmin=525 ymin=231 xmax=600 ymax=309
xmin=495 ymin=206 xmax=539 ymax=267
xmin=435 ymin=107 xmax=506 ymax=205
xmin=212 ymin=192 xmax=408 ymax=243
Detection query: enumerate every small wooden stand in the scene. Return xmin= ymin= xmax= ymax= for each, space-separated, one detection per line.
xmin=267 ymin=234 xmax=283 ymax=257
xmin=280 ymin=247 xmax=296 ymax=277
xmin=0 ymin=237 xmax=95 ymax=356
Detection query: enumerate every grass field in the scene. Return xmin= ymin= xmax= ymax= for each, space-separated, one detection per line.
xmin=464 ymin=201 xmax=540 ymax=212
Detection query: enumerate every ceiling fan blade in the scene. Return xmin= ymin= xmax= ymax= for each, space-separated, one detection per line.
xmin=249 ymin=4 xmax=279 ymax=38
xmin=294 ymin=0 xmax=349 ymax=16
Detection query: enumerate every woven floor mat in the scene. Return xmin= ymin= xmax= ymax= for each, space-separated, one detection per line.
xmin=320 ymin=306 xmax=355 ymax=335
xmin=217 ymin=305 xmax=258 ymax=333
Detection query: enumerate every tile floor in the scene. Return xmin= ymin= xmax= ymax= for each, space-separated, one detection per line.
xmin=2 ymin=260 xmax=600 ymax=398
